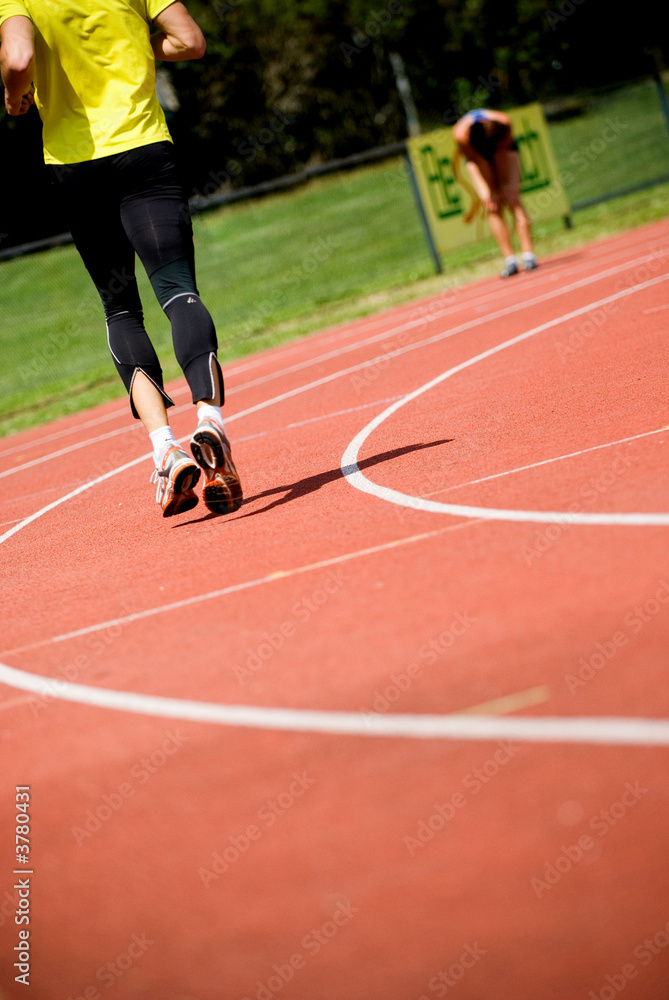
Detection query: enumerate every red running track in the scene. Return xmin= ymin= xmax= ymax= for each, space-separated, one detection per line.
xmin=1 ymin=219 xmax=669 ymax=999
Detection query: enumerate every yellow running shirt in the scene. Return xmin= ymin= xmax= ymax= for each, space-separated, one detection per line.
xmin=0 ymin=0 xmax=173 ymax=164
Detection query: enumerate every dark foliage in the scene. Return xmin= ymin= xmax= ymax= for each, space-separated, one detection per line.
xmin=1 ymin=0 xmax=668 ymax=246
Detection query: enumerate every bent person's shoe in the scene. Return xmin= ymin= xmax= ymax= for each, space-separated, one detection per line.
xmin=150 ymin=445 xmax=200 ymax=518
xmin=500 ymin=260 xmax=518 ymax=278
xmin=190 ymin=419 xmax=243 ymax=515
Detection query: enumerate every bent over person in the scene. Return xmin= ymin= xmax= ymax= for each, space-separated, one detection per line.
xmin=452 ymin=108 xmax=538 ymax=279
xmin=0 ymin=0 xmax=242 ymax=518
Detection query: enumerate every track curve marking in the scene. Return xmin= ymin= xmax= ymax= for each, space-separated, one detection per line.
xmin=0 ymin=661 xmax=667 ymax=745
xmin=342 ymin=272 xmax=669 ymax=526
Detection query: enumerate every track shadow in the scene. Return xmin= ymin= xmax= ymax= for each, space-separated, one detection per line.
xmin=174 ymin=438 xmax=453 ymax=526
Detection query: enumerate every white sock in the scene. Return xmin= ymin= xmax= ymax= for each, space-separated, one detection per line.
xmin=149 ymin=425 xmax=178 ymax=466
xmin=505 ymin=255 xmax=517 ymax=266
xmin=197 ymin=404 xmax=224 ymax=431
xmin=522 ymin=252 xmax=537 ymax=264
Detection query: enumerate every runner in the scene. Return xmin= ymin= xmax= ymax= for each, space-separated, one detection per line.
xmin=0 ymin=1 xmax=243 ymax=517
xmin=452 ymin=108 xmax=538 ymax=278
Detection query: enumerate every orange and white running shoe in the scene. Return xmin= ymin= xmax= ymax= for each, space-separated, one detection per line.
xmin=150 ymin=445 xmax=200 ymax=518
xmin=190 ymin=419 xmax=243 ymax=515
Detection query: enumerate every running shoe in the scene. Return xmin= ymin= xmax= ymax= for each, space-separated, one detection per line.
xmin=190 ymin=419 xmax=243 ymax=515
xmin=523 ymin=256 xmax=539 ymax=271
xmin=150 ymin=445 xmax=200 ymax=518
xmin=500 ymin=261 xmax=518 ymax=278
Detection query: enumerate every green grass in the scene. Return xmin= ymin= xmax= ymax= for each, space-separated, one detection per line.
xmin=2 ymin=79 xmax=669 ymax=438
xmin=548 ymin=78 xmax=669 ymax=204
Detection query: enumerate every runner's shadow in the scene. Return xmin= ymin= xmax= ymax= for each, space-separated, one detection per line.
xmin=231 ymin=438 xmax=453 ymax=521
xmin=174 ymin=438 xmax=453 ymax=526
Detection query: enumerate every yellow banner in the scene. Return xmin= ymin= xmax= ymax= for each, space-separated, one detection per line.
xmin=407 ymin=103 xmax=570 ymax=256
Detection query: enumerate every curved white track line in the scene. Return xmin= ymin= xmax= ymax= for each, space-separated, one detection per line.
xmin=0 ymin=661 xmax=667 ymax=745
xmin=342 ymin=272 xmax=669 ymax=526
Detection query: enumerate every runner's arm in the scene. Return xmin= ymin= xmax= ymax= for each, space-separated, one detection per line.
xmin=0 ymin=14 xmax=34 ymax=115
xmin=151 ymin=2 xmax=206 ymax=61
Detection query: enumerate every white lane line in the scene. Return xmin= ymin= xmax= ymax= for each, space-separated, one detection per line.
xmin=0 ymin=659 xmax=667 ymax=745
xmin=0 ymin=451 xmax=153 ymax=547
xmin=643 ymin=303 xmax=669 ymax=314
xmin=422 ymin=427 xmax=668 ymax=498
xmin=3 ymin=246 xmax=665 ymax=471
xmin=216 ymin=263 xmax=669 ymax=430
xmin=233 ymin=395 xmax=405 ymax=444
xmin=341 ymin=272 xmax=669 ymax=527
xmin=2 ymin=522 xmax=478 ymax=655
xmin=137 ymin=242 xmax=657 ymax=399
xmin=0 ymin=335 xmax=361 ymax=460
xmin=0 ymin=404 xmax=134 ymax=459
xmin=212 ymin=249 xmax=669 ymax=396
xmin=0 ymin=394 xmax=403 ymax=483
xmin=0 ymin=394 xmax=407 ymax=544
xmin=0 ymin=423 xmax=145 ymax=481
xmin=5 ymin=265 xmax=668 ymax=545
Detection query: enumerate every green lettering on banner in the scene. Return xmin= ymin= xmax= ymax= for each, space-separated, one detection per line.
xmin=419 ymin=145 xmax=462 ymax=219
xmin=516 ymin=117 xmax=552 ymax=193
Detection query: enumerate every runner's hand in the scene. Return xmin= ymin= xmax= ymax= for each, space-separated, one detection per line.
xmin=5 ymin=83 xmax=34 ymax=115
